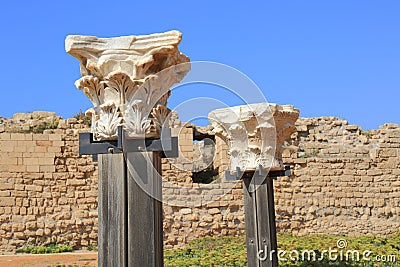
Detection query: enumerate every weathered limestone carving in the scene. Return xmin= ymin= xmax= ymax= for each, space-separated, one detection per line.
xmin=209 ymin=103 xmax=299 ymax=171
xmin=272 ymin=104 xmax=300 ymax=169
xmin=65 ymin=30 xmax=190 ymax=140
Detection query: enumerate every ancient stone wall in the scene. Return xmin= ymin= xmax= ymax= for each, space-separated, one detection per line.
xmin=0 ymin=112 xmax=399 ymax=251
xmin=277 ymin=117 xmax=400 ymax=237
xmin=0 ymin=112 xmax=98 ymax=251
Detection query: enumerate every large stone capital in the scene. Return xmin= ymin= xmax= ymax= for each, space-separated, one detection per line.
xmin=65 ymin=30 xmax=190 ymax=140
xmin=209 ymin=103 xmax=299 ymax=171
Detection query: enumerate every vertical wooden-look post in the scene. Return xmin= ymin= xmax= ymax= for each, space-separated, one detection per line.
xmin=243 ymin=177 xmax=259 ymax=265
xmin=243 ymin=175 xmax=278 ymax=267
xmin=98 ymin=154 xmax=128 ymax=267
xmin=266 ymin=177 xmax=278 ymax=265
xmin=127 ymin=151 xmax=163 ymax=267
xmin=67 ymin=31 xmax=190 ymax=267
xmin=208 ymin=102 xmax=298 ymax=267
xmin=98 ymin=151 xmax=163 ymax=267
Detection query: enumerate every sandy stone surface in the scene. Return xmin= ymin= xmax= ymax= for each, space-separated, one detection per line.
xmin=66 ymin=30 xmax=190 ymax=140
xmin=0 ymin=252 xmax=97 ymax=267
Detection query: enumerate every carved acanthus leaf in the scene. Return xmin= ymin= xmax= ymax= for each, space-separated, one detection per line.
xmin=75 ymin=76 xmax=105 ymax=108
xmin=94 ymin=102 xmax=122 ymax=140
xmin=124 ymin=100 xmax=152 ymax=137
xmin=152 ymin=105 xmax=171 ymax=128
xmin=66 ymin=31 xmax=190 ymax=140
xmin=85 ymin=108 xmax=97 ymax=135
xmin=105 ymin=73 xmax=141 ymax=110
xmin=209 ymin=103 xmax=299 ymax=171
xmin=228 ymin=123 xmax=248 ymax=153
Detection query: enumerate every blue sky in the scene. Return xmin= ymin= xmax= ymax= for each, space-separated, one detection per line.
xmin=0 ymin=1 xmax=399 ymax=130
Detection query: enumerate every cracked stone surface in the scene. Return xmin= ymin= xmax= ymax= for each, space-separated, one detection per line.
xmin=66 ymin=30 xmax=190 ymax=140
xmin=209 ymin=103 xmax=299 ymax=171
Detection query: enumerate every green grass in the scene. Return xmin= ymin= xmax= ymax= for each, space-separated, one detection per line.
xmin=87 ymin=245 xmax=98 ymax=252
xmin=165 ymin=236 xmax=247 ymax=267
xmin=164 ymin=233 xmax=400 ymax=266
xmin=14 ymin=234 xmax=399 ymax=266
xmin=16 ymin=243 xmax=73 ymax=254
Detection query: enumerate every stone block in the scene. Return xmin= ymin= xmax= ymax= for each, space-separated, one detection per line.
xmin=180 ymin=208 xmax=192 ymax=215
xmin=38 ymin=157 xmax=55 ymax=165
xmin=48 ymin=134 xmax=62 ymax=141
xmin=33 ymin=134 xmax=49 ymax=141
xmin=0 ymin=133 xmax=11 ymax=141
xmin=0 ymin=142 xmax=15 ymax=152
xmin=26 ymin=165 xmax=40 ymax=172
xmin=208 ymin=208 xmax=220 ymax=215
xmin=0 ymin=197 xmax=15 ymax=207
xmin=67 ymin=179 xmax=86 ymax=186
xmin=23 ymin=158 xmax=39 ymax=166
xmin=34 ymin=146 xmax=47 ymax=153
xmin=12 ymin=134 xmax=26 ymax=141
xmin=8 ymin=165 xmax=26 ymax=172
xmin=52 ymin=141 xmax=64 ymax=147
xmin=47 ymin=146 xmax=62 ymax=153
xmin=180 ymin=145 xmax=193 ymax=152
xmin=36 ymin=140 xmax=53 ymax=147
xmin=25 ymin=185 xmax=43 ymax=192
xmin=367 ymin=170 xmax=383 ymax=176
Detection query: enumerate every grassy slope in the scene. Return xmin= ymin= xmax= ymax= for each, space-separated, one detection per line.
xmin=165 ymin=232 xmax=400 ymax=267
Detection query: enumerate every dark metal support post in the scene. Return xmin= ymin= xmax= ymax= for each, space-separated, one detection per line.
xmin=80 ymin=127 xmax=177 ymax=267
xmin=243 ymin=175 xmax=278 ymax=267
xmin=127 ymin=151 xmax=163 ymax=266
xmin=228 ymin=166 xmax=289 ymax=267
xmin=98 ymin=154 xmax=127 ymax=267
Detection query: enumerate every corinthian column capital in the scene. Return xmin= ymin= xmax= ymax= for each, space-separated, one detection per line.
xmin=209 ymin=103 xmax=299 ymax=172
xmin=65 ymin=30 xmax=190 ymax=140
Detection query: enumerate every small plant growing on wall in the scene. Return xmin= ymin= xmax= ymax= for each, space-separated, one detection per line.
xmin=362 ymin=130 xmax=372 ymax=138
xmin=73 ymin=110 xmax=92 ymax=126
xmin=298 ymin=148 xmax=320 ymax=158
xmin=310 ymin=148 xmax=320 ymax=156
xmin=31 ymin=120 xmax=59 ymax=133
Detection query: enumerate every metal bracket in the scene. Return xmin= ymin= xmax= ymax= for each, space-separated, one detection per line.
xmin=225 ymin=165 xmax=291 ymax=181
xmin=79 ymin=126 xmax=179 ymax=161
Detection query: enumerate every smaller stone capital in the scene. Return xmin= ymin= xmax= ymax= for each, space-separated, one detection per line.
xmin=209 ymin=103 xmax=299 ymax=171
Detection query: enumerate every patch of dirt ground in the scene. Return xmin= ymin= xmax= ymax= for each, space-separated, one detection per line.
xmin=0 ymin=252 xmax=97 ymax=267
